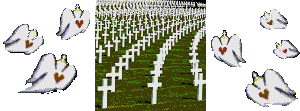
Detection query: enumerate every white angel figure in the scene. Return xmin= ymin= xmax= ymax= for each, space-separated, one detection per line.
xmin=273 ymin=40 xmax=299 ymax=59
xmin=211 ymin=30 xmax=246 ymax=67
xmin=3 ymin=24 xmax=44 ymax=55
xmin=260 ymin=9 xmax=288 ymax=30
xmin=57 ymin=4 xmax=90 ymax=40
xmin=19 ymin=53 xmax=77 ymax=93
xmin=246 ymin=69 xmax=296 ymax=107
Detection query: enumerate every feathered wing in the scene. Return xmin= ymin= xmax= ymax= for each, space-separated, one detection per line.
xmin=264 ymin=69 xmax=295 ymax=95
xmin=246 ymin=84 xmax=268 ymax=107
xmin=282 ymin=40 xmax=298 ymax=52
xmin=211 ymin=36 xmax=222 ymax=61
xmin=228 ymin=35 xmax=245 ymax=63
xmin=271 ymin=9 xmax=288 ymax=25
xmin=27 ymin=53 xmax=56 ymax=84
xmin=260 ymin=16 xmax=271 ymax=30
xmin=3 ymin=24 xmax=29 ymax=44
xmin=273 ymin=49 xmax=286 ymax=59
xmin=80 ymin=10 xmax=90 ymax=33
xmin=57 ymin=8 xmax=74 ymax=36
xmin=60 ymin=65 xmax=77 ymax=90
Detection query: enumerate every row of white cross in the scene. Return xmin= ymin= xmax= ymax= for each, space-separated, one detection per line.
xmin=95 ymin=11 xmax=205 ymax=63
xmin=96 ymin=0 xmax=205 ymax=9
xmin=97 ymin=14 xmax=202 ymax=108
xmin=95 ymin=16 xmax=206 ymax=63
xmin=189 ymin=26 xmax=206 ymax=101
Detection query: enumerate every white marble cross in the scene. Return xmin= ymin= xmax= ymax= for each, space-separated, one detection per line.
xmin=134 ymin=40 xmax=142 ymax=56
xmin=114 ymin=57 xmax=125 ymax=80
xmin=99 ymin=21 xmax=104 ymax=31
xmin=97 ymin=78 xmax=113 ymax=109
xmin=128 ymin=31 xmax=133 ymax=43
xmin=151 ymin=32 xmax=157 ymax=43
xmin=105 ymin=41 xmax=113 ymax=57
xmin=140 ymin=26 xmax=145 ymax=37
xmin=194 ymin=72 xmax=205 ymax=101
xmin=96 ymin=45 xmax=105 ymax=63
xmin=145 ymin=24 xmax=151 ymax=35
xmin=113 ymin=36 xmax=121 ymax=51
xmin=122 ymin=51 xmax=131 ymax=70
xmin=147 ymin=76 xmax=162 ymax=105
xmin=153 ymin=60 xmax=164 ymax=70
xmin=95 ymin=27 xmax=101 ymax=48
xmin=165 ymin=23 xmax=170 ymax=35
xmin=106 ymin=66 xmax=121 ymax=92
xmin=118 ymin=23 xmax=124 ymax=37
xmin=102 ymin=27 xmax=109 ymax=44
xmin=141 ymin=36 xmax=147 ymax=51
xmin=128 ymin=44 xmax=138 ymax=62
xmin=133 ymin=28 xmax=139 ymax=40
xmin=146 ymin=34 xmax=152 ymax=47
xmin=120 ymin=33 xmax=127 ymax=47
xmin=111 ymin=25 xmax=117 ymax=41
xmin=189 ymin=56 xmax=199 ymax=64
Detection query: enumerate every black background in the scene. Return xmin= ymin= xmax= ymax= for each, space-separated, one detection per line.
xmin=1 ymin=0 xmax=300 ymax=111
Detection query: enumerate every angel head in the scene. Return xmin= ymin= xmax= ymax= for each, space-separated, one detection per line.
xmin=73 ymin=4 xmax=83 ymax=17
xmin=28 ymin=28 xmax=38 ymax=38
xmin=219 ymin=30 xmax=229 ymax=45
xmin=56 ymin=54 xmax=69 ymax=70
xmin=263 ymin=11 xmax=271 ymax=20
xmin=252 ymin=71 xmax=265 ymax=87
xmin=276 ymin=42 xmax=283 ymax=49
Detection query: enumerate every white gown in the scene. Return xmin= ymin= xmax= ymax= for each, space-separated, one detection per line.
xmin=260 ymin=9 xmax=288 ymax=30
xmin=273 ymin=40 xmax=299 ymax=59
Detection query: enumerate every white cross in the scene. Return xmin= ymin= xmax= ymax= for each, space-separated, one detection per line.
xmin=105 ymin=41 xmax=113 ymax=57
xmin=147 ymin=76 xmax=162 ymax=105
xmin=151 ymin=32 xmax=158 ymax=43
xmin=124 ymin=25 xmax=130 ymax=36
xmin=157 ymin=53 xmax=166 ymax=62
xmin=189 ymin=56 xmax=199 ymax=64
xmin=133 ymin=28 xmax=139 ymax=40
xmin=122 ymin=51 xmax=131 ymax=70
xmin=128 ymin=44 xmax=138 ymax=62
xmin=141 ymin=36 xmax=147 ymax=51
xmin=113 ymin=36 xmax=121 ymax=51
xmin=95 ymin=36 xmax=101 ymax=49
xmin=106 ymin=66 xmax=121 ymax=92
xmin=140 ymin=26 xmax=145 ymax=37
xmin=110 ymin=26 xmax=116 ymax=41
xmin=165 ymin=23 xmax=170 ymax=35
xmin=97 ymin=78 xmax=113 ymax=109
xmin=118 ymin=23 xmax=124 ymax=37
xmin=153 ymin=60 xmax=164 ymax=69
xmin=120 ymin=33 xmax=127 ymax=47
xmin=128 ymin=31 xmax=133 ymax=43
xmin=99 ymin=21 xmax=104 ymax=31
xmin=96 ymin=45 xmax=105 ymax=63
xmin=146 ymin=34 xmax=152 ymax=47
xmin=194 ymin=73 xmax=206 ymax=101
xmin=145 ymin=24 xmax=150 ymax=35
xmin=102 ymin=29 xmax=109 ymax=44
xmin=134 ymin=40 xmax=142 ymax=56
xmin=114 ymin=57 xmax=125 ymax=79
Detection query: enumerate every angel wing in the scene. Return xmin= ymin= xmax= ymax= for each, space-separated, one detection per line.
xmin=56 ymin=65 xmax=76 ymax=90
xmin=246 ymin=84 xmax=269 ymax=107
xmin=228 ymin=35 xmax=245 ymax=63
xmin=260 ymin=16 xmax=272 ymax=30
xmin=60 ymin=65 xmax=77 ymax=90
xmin=281 ymin=40 xmax=298 ymax=52
xmin=26 ymin=53 xmax=56 ymax=84
xmin=211 ymin=36 xmax=222 ymax=61
xmin=57 ymin=8 xmax=74 ymax=36
xmin=3 ymin=24 xmax=29 ymax=44
xmin=273 ymin=49 xmax=286 ymax=59
xmin=271 ymin=9 xmax=288 ymax=25
xmin=79 ymin=10 xmax=90 ymax=33
xmin=264 ymin=69 xmax=295 ymax=95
